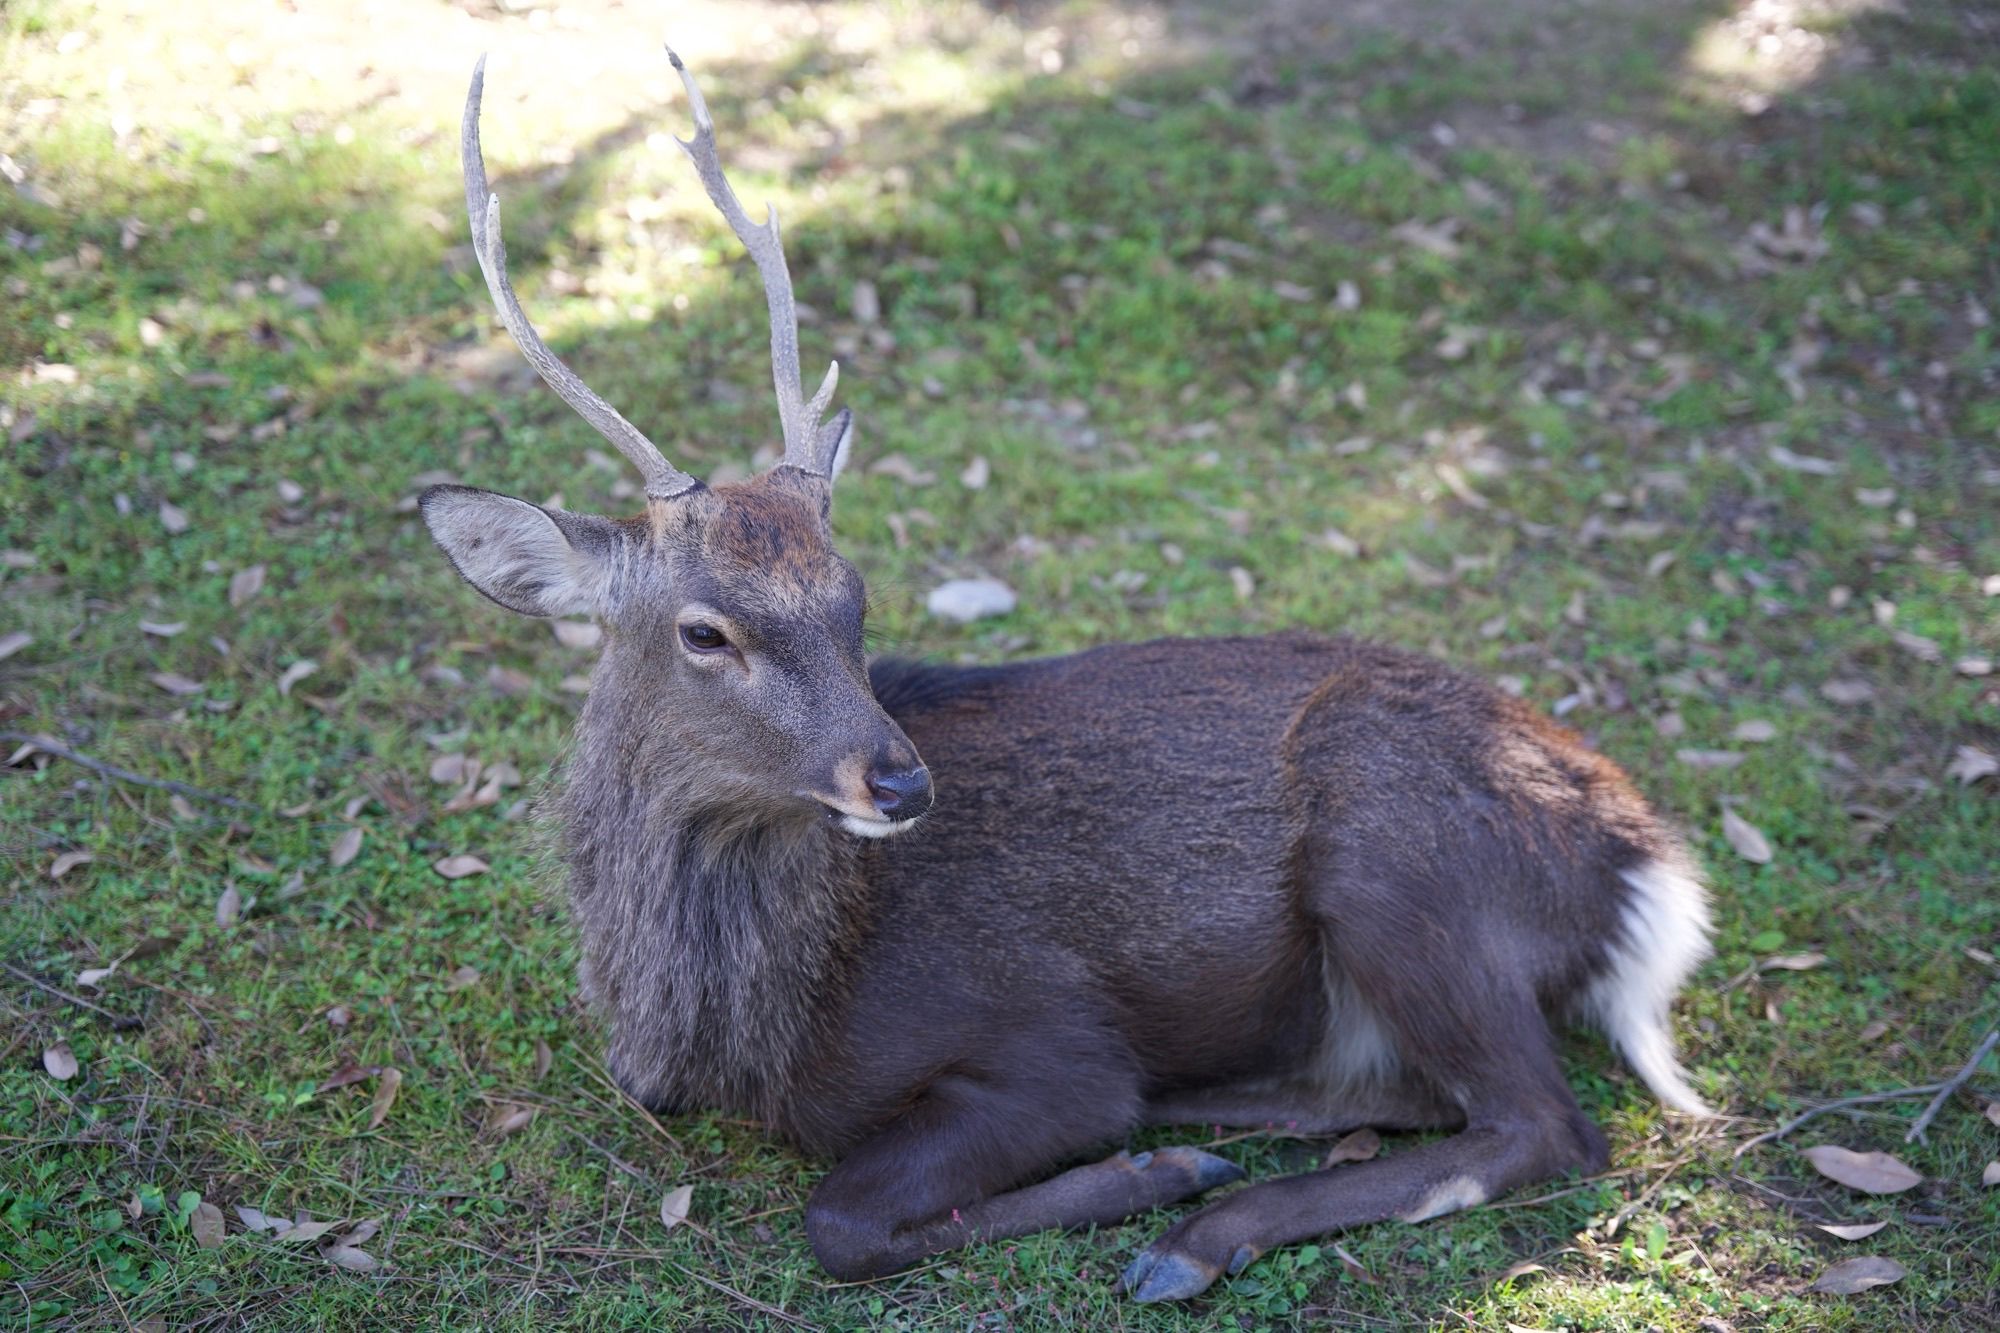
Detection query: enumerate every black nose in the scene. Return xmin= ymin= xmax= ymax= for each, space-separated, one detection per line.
xmin=866 ymin=765 xmax=933 ymax=820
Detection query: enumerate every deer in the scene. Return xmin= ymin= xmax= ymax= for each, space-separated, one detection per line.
xmin=420 ymin=49 xmax=1716 ymax=1303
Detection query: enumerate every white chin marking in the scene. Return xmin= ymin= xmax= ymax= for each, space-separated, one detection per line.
xmin=839 ymin=814 xmax=915 ymax=839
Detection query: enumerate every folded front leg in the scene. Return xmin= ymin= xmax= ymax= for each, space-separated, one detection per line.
xmin=805 ymin=1052 xmax=1241 ymax=1280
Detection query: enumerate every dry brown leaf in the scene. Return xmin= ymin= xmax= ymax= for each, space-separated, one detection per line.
xmin=533 ymin=1038 xmax=553 ymax=1082
xmin=159 ymin=501 xmax=190 ymax=534
xmin=1491 ymin=1259 xmax=1547 ymax=1285
xmin=1985 ymin=1101 xmax=2000 ymax=1129
xmin=1733 ymin=720 xmax=1778 ymax=743
xmin=43 ymin=1043 xmax=78 ymax=1080
xmin=215 ymin=883 xmax=243 ymax=927
xmin=323 ymin=1244 xmax=379 ymax=1272
xmin=235 ymin=1205 xmax=289 ymax=1235
xmin=1801 ymin=1145 xmax=1922 ymax=1194
xmin=1722 ymin=808 xmax=1773 ymax=864
xmin=277 ymin=659 xmax=318 ymax=696
xmin=433 ymin=855 xmax=488 ymax=880
xmin=76 ymin=964 xmax=116 ymax=989
xmin=444 ymin=964 xmax=481 ymax=991
xmin=1816 ymin=1221 xmax=1888 ymax=1241
xmin=0 ymin=631 xmax=33 ymax=661
xmin=1808 ymin=1255 xmax=1906 ymax=1294
xmin=49 ymin=849 xmax=94 ymax=878
xmin=659 ymin=1183 xmax=694 ymax=1231
xmin=229 ymin=563 xmax=267 ymax=608
xmin=1820 ymin=679 xmax=1875 ymax=706
xmin=368 ymin=1068 xmax=402 ymax=1131
xmin=429 ymin=752 xmax=469 ymax=784
xmin=149 ymin=671 xmax=204 ymax=696
xmin=1332 ymin=1240 xmax=1376 ymax=1285
xmin=191 ymin=1200 xmax=225 ymax=1249
xmin=1946 ymin=746 xmax=1998 ymax=786
xmin=317 ymin=1064 xmax=385 ymax=1093
xmin=484 ymin=1103 xmax=537 ymax=1139
xmin=1760 ymin=952 xmax=1828 ymax=972
xmin=330 ymin=826 xmax=364 ymax=868
xmin=1323 ymin=1127 xmax=1381 ymax=1166
xmin=1982 ymin=1161 xmax=2000 ymax=1189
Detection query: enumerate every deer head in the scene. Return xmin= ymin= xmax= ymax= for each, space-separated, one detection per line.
xmin=421 ymin=51 xmax=931 ymax=838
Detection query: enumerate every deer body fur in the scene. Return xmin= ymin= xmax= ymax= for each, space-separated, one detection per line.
xmin=423 ymin=53 xmax=1714 ymax=1304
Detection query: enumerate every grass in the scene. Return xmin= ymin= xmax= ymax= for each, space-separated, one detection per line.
xmin=2 ymin=0 xmax=1997 ymax=1327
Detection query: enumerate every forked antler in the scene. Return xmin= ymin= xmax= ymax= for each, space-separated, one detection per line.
xmin=667 ymin=47 xmax=842 ymax=475
xmin=462 ymin=56 xmax=698 ymax=499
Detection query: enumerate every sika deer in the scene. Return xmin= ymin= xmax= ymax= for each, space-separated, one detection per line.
xmin=421 ymin=51 xmax=1716 ymax=1303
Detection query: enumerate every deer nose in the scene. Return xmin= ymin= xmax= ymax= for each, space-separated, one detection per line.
xmin=866 ymin=765 xmax=933 ymax=821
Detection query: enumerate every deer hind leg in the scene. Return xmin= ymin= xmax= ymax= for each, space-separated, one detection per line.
xmin=1123 ymin=896 xmax=1607 ymax=1302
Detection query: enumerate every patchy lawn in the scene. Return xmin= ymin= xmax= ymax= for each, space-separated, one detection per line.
xmin=2 ymin=0 xmax=1996 ymax=1327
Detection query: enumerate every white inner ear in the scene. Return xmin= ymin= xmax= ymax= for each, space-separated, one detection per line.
xmin=425 ymin=490 xmax=605 ymax=619
xmin=826 ymin=413 xmax=856 ymax=482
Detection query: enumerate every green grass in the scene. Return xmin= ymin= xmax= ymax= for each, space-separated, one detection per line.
xmin=3 ymin=0 xmax=1996 ymax=1327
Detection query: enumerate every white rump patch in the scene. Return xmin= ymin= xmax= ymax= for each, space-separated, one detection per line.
xmin=1310 ymin=964 xmax=1399 ymax=1093
xmin=1399 ymin=1174 xmax=1488 ymax=1223
xmin=1584 ymin=857 xmax=1715 ymax=1115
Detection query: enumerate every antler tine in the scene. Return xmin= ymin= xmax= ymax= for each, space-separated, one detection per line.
xmin=667 ymin=46 xmax=841 ymax=475
xmin=462 ymin=56 xmax=698 ymax=500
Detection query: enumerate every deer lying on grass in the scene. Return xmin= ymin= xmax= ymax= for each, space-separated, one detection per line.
xmin=422 ymin=51 xmax=1715 ymax=1303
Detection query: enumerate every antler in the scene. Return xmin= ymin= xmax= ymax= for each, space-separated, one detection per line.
xmin=667 ymin=47 xmax=842 ymax=476
xmin=461 ymin=56 xmax=699 ymax=500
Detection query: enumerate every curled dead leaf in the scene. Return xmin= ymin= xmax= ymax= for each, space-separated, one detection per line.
xmin=191 ymin=1200 xmax=225 ymax=1249
xmin=433 ymin=855 xmax=488 ymax=880
xmin=659 ymin=1183 xmax=694 ymax=1231
xmin=368 ymin=1067 xmax=402 ymax=1131
xmin=1816 ymin=1221 xmax=1888 ymax=1241
xmin=43 ymin=1043 xmax=78 ymax=1080
xmin=323 ymin=1244 xmax=379 ymax=1272
xmin=49 ymin=849 xmax=94 ymax=878
xmin=1760 ymin=952 xmax=1828 ymax=973
xmin=1323 ymin=1127 xmax=1380 ymax=1166
xmin=1946 ymin=746 xmax=1997 ymax=786
xmin=228 ymin=563 xmax=267 ymax=608
xmin=429 ymin=752 xmax=469 ymax=784
xmin=329 ymin=826 xmax=364 ymax=868
xmin=1801 ymin=1144 xmax=1922 ymax=1194
xmin=277 ymin=659 xmax=318 ymax=696
xmin=483 ymin=1103 xmax=537 ymax=1139
xmin=1982 ymin=1161 xmax=1999 ymax=1188
xmin=533 ymin=1038 xmax=553 ymax=1082
xmin=215 ymin=883 xmax=243 ymax=927
xmin=1722 ymin=808 xmax=1774 ymax=864
xmin=443 ymin=964 xmax=481 ymax=991
xmin=1808 ymin=1255 xmax=1906 ymax=1294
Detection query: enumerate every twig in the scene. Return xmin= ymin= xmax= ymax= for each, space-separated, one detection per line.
xmin=1905 ymin=1027 xmax=1999 ymax=1144
xmin=1 ymin=961 xmax=142 ymax=1030
xmin=1 ymin=731 xmax=253 ymax=809
xmin=1732 ymin=1082 xmax=1947 ymax=1159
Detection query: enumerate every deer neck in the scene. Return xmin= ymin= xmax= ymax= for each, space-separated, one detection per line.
xmin=557 ymin=755 xmax=870 ymax=1123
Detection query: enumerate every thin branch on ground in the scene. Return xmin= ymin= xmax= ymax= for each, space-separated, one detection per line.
xmin=1 ymin=961 xmax=143 ymax=1030
xmin=1 ymin=731 xmax=254 ymax=809
xmin=1904 ymin=1026 xmax=1999 ymax=1144
xmin=1732 ymin=1082 xmax=1948 ymax=1159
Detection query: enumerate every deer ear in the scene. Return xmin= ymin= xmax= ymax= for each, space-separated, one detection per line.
xmin=420 ymin=485 xmax=618 ymax=618
xmin=818 ymin=408 xmax=856 ymax=483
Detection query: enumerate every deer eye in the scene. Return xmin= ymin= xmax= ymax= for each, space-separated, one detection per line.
xmin=679 ymin=623 xmax=730 ymax=654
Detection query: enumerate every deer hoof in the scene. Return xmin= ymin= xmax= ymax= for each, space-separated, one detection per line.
xmin=1122 ymin=1248 xmax=1221 ymax=1303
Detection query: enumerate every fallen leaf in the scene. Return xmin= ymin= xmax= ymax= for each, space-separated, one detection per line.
xmin=1722 ymin=808 xmax=1773 ymax=864
xmin=1892 ymin=630 xmax=1941 ymax=664
xmin=340 ymin=1218 xmax=382 ymax=1246
xmin=659 ymin=1183 xmax=694 ymax=1231
xmin=76 ymin=964 xmax=117 ymax=988
xmin=1323 ymin=1127 xmax=1381 ymax=1166
xmin=1230 ymin=567 xmax=1256 ymax=601
xmin=191 ymin=1201 xmax=225 ymax=1249
xmin=368 ymin=1067 xmax=402 ymax=1130
xmin=235 ymin=1206 xmax=291 ymax=1236
xmin=868 ymin=454 xmax=937 ymax=486
xmin=1491 ymin=1259 xmax=1546 ymax=1285
xmin=1816 ymin=1221 xmax=1888 ymax=1241
xmin=1957 ymin=656 xmax=1994 ymax=677
xmin=1983 ymin=1161 xmax=1999 ymax=1188
xmin=551 ymin=620 xmax=601 ymax=649
xmin=1679 ymin=749 xmax=1745 ymax=770
xmin=1986 ymin=1102 xmax=2000 ymax=1129
xmin=1808 ymin=1255 xmax=1906 ymax=1294
xmin=149 ymin=671 xmax=205 ymax=696
xmin=429 ymin=752 xmax=469 ymax=784
xmin=0 ymin=631 xmax=32 ymax=661
xmin=1332 ymin=1239 xmax=1376 ymax=1285
xmin=1760 ymin=952 xmax=1828 ymax=972
xmin=159 ymin=501 xmax=189 ymax=534
xmin=216 ymin=883 xmax=242 ymax=926
xmin=277 ymin=659 xmax=317 ymax=696
xmin=1946 ymin=746 xmax=1997 ymax=786
xmin=959 ymin=456 xmax=990 ymax=489
xmin=1733 ymin=720 xmax=1778 ymax=743
xmin=323 ymin=1244 xmax=378 ymax=1272
xmin=43 ymin=1043 xmax=78 ymax=1080
xmin=330 ymin=826 xmax=364 ymax=868
xmin=139 ymin=620 xmax=185 ymax=637
xmin=1820 ymin=679 xmax=1875 ymax=706
xmin=229 ymin=564 xmax=267 ymax=608
xmin=1802 ymin=1145 xmax=1922 ymax=1194
xmin=1769 ymin=444 xmax=1842 ymax=476
xmin=926 ymin=577 xmax=1016 ymax=624
xmin=484 ymin=1103 xmax=537 ymax=1139
xmin=284 ymin=1218 xmax=339 ymax=1244
xmin=49 ymin=849 xmax=94 ymax=878
xmin=443 ymin=964 xmax=481 ymax=991
xmin=317 ymin=1064 xmax=385 ymax=1093
xmin=433 ymin=855 xmax=488 ymax=880
xmin=533 ymin=1038 xmax=553 ymax=1081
